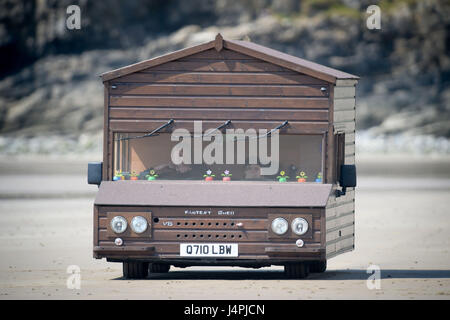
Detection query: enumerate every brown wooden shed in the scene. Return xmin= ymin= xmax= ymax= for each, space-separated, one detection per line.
xmin=91 ymin=33 xmax=359 ymax=279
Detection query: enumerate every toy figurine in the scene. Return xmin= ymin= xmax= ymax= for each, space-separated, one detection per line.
xmin=296 ymin=171 xmax=308 ymax=182
xmin=221 ymin=170 xmax=232 ymax=181
xmin=113 ymin=170 xmax=124 ymax=181
xmin=203 ymin=169 xmax=215 ymax=181
xmin=146 ymin=169 xmax=158 ymax=181
xmin=315 ymin=172 xmax=323 ymax=183
xmin=129 ymin=171 xmax=139 ymax=180
xmin=277 ymin=171 xmax=289 ymax=182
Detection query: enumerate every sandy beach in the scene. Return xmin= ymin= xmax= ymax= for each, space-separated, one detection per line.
xmin=0 ymin=155 xmax=449 ymax=299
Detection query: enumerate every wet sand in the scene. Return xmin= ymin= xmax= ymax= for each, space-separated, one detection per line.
xmin=0 ymin=155 xmax=449 ymax=299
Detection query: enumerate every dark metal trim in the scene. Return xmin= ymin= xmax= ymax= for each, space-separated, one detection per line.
xmin=115 ymin=119 xmax=174 ymax=141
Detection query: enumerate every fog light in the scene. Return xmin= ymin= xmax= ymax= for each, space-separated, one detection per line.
xmin=291 ymin=217 xmax=309 ymax=236
xmin=271 ymin=218 xmax=288 ymax=235
xmin=131 ymin=216 xmax=148 ymax=234
xmin=111 ymin=216 xmax=127 ymax=234
xmin=114 ymin=238 xmax=123 ymax=246
xmin=295 ymin=239 xmax=304 ymax=247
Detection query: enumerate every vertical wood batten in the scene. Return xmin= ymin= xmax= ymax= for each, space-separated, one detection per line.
xmin=325 ymin=85 xmax=335 ymax=184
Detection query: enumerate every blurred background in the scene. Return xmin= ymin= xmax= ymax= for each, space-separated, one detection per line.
xmin=0 ymin=0 xmax=450 ymax=299
xmin=0 ymin=0 xmax=449 ymax=157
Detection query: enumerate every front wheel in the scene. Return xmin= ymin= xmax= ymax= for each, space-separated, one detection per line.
xmin=149 ymin=263 xmax=170 ymax=273
xmin=284 ymin=263 xmax=309 ymax=279
xmin=123 ymin=262 xmax=149 ymax=279
xmin=309 ymin=260 xmax=327 ymax=273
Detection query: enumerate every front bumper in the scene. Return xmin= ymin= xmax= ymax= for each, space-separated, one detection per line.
xmin=93 ymin=244 xmax=325 ymax=264
xmin=94 ymin=203 xmax=326 ymax=265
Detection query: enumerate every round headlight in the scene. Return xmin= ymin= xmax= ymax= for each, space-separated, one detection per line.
xmin=271 ymin=218 xmax=288 ymax=235
xmin=291 ymin=218 xmax=309 ymax=235
xmin=110 ymin=216 xmax=127 ymax=234
xmin=131 ymin=216 xmax=148 ymax=234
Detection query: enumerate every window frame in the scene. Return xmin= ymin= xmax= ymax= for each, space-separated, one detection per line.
xmin=108 ymin=120 xmax=328 ymax=183
xmin=335 ymin=132 xmax=346 ymax=183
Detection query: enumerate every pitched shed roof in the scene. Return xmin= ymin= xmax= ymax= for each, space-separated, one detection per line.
xmin=101 ymin=33 xmax=359 ymax=83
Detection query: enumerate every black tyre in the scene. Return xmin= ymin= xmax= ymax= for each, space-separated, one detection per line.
xmin=284 ymin=263 xmax=309 ymax=279
xmin=123 ymin=262 xmax=149 ymax=279
xmin=309 ymin=260 xmax=327 ymax=273
xmin=149 ymin=263 xmax=170 ymax=273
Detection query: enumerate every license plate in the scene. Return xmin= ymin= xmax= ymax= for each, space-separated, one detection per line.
xmin=180 ymin=243 xmax=238 ymax=257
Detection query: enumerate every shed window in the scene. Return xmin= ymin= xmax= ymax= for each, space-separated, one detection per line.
xmin=335 ymin=132 xmax=345 ymax=181
xmin=113 ymin=132 xmax=324 ymax=182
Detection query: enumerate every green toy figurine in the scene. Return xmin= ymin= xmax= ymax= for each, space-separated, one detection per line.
xmin=146 ymin=170 xmax=158 ymax=181
xmin=277 ymin=171 xmax=289 ymax=182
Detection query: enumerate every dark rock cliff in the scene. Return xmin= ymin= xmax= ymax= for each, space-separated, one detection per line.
xmin=0 ymin=0 xmax=449 ymax=148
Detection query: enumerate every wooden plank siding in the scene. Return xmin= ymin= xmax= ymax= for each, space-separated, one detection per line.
xmin=326 ymin=83 xmax=356 ymax=259
xmin=177 ymin=48 xmax=257 ymax=60
xmin=149 ymin=60 xmax=290 ymax=72
xmin=109 ymin=96 xmax=330 ymax=109
xmin=109 ymin=120 xmax=329 ymax=134
xmin=109 ymin=108 xmax=328 ymax=121
xmin=107 ymin=48 xmax=331 ymax=133
xmin=103 ymin=83 xmax=110 ymax=180
xmin=109 ymin=84 xmax=329 ymax=97
xmin=114 ymin=71 xmax=328 ymax=85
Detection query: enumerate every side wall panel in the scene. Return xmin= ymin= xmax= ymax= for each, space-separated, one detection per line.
xmin=326 ymin=83 xmax=356 ymax=259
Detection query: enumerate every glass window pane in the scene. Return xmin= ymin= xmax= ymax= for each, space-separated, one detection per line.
xmin=113 ymin=133 xmax=323 ymax=182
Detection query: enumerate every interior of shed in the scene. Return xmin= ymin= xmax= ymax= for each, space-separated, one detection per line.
xmin=113 ymin=132 xmax=323 ymax=182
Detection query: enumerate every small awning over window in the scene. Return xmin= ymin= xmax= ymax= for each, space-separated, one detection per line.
xmin=94 ymin=181 xmax=332 ymax=207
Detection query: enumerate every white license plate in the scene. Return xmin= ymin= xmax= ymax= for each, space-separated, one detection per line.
xmin=180 ymin=243 xmax=238 ymax=257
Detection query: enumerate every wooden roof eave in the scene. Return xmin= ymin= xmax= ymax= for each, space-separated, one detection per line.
xmin=100 ymin=39 xmax=216 ymax=82
xmin=224 ymin=39 xmax=359 ymax=84
xmin=100 ymin=33 xmax=359 ymax=84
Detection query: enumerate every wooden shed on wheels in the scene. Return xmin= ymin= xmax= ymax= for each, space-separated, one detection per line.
xmin=88 ymin=33 xmax=359 ymax=279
